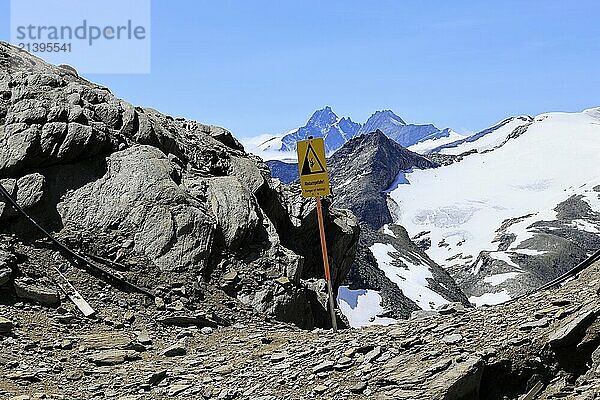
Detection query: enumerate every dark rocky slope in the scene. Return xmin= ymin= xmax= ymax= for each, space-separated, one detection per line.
xmin=328 ymin=129 xmax=437 ymax=230
xmin=327 ymin=131 xmax=470 ymax=319
xmin=0 ymin=41 xmax=359 ymax=329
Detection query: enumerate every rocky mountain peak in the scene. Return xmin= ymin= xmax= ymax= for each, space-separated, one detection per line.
xmin=281 ymin=106 xmax=359 ymax=153
xmin=329 ymin=130 xmax=437 ymax=230
xmin=365 ymin=110 xmax=406 ymax=127
xmin=306 ymin=106 xmax=338 ymax=128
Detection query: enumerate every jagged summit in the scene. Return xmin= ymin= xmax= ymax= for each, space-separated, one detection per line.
xmin=361 ymin=110 xmax=406 ymax=132
xmin=262 ymin=106 xmax=452 ymax=157
xmin=280 ymin=106 xmax=360 ymax=153
xmin=306 ymin=106 xmax=338 ymax=127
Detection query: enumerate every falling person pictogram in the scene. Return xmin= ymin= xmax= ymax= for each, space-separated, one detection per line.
xmin=300 ymin=142 xmax=326 ymax=176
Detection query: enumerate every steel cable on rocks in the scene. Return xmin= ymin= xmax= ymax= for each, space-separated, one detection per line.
xmin=510 ymin=248 xmax=600 ymax=302
xmin=0 ymin=181 xmax=154 ymax=298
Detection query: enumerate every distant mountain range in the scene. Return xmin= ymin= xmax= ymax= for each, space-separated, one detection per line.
xmin=243 ymin=106 xmax=463 ymax=159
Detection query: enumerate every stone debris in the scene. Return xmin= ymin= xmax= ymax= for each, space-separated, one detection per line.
xmin=547 ymin=309 xmax=597 ymax=348
xmin=13 ymin=279 xmax=61 ymax=307
xmin=89 ymin=349 xmax=140 ymax=366
xmin=442 ymin=333 xmax=463 ymax=344
xmin=312 ymin=360 xmax=335 ymax=374
xmin=161 ymin=342 xmax=187 ymax=357
xmin=519 ymin=317 xmax=549 ymax=330
xmin=0 ymin=317 xmax=13 ymax=334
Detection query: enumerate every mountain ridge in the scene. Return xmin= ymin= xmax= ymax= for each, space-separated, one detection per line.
xmin=248 ymin=106 xmax=458 ymax=158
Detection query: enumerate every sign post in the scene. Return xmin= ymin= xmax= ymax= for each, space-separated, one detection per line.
xmin=296 ymin=137 xmax=338 ymax=332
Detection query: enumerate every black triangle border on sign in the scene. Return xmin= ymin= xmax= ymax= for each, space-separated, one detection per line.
xmin=301 ymin=142 xmax=326 ymax=176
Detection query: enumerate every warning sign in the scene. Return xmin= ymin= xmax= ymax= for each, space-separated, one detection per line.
xmin=296 ymin=138 xmax=331 ymax=198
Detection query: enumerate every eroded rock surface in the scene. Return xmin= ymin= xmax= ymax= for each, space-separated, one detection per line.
xmin=0 ymin=41 xmax=359 ymax=329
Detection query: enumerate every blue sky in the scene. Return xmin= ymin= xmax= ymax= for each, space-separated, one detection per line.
xmin=1 ymin=0 xmax=599 ymax=138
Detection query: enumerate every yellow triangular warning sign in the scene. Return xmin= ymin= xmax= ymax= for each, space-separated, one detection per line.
xmin=296 ymin=138 xmax=330 ymax=198
xmin=300 ymin=142 xmax=326 ymax=176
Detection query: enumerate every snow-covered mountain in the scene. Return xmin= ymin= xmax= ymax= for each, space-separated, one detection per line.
xmin=358 ymin=110 xmax=458 ymax=149
xmin=240 ymin=133 xmax=296 ymax=162
xmin=389 ymin=108 xmax=600 ymax=305
xmin=245 ymin=106 xmax=460 ymax=160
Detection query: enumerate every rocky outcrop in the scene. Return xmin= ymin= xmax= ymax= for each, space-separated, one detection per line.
xmin=0 ymin=173 xmax=45 ymax=221
xmin=0 ymin=41 xmax=359 ymax=329
xmin=57 ymin=145 xmax=216 ymax=273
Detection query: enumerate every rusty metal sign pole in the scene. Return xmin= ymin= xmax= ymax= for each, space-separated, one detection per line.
xmin=315 ymin=195 xmax=338 ymax=332
xmin=296 ymin=136 xmax=337 ymax=332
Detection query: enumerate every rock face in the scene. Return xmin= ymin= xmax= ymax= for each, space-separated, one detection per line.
xmin=0 ymin=41 xmax=359 ymax=329
xmin=57 ymin=145 xmax=216 ymax=272
xmin=0 ymin=173 xmax=45 ymax=221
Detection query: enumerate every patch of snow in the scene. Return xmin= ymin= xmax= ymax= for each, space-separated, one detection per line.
xmin=489 ymin=252 xmax=520 ymax=269
xmin=382 ymin=225 xmax=396 ymax=237
xmin=337 ymin=287 xmax=396 ymax=327
xmin=241 ymin=134 xmax=297 ymax=161
xmin=571 ymin=219 xmax=600 ymax=234
xmin=472 ymin=258 xmax=484 ymax=275
xmin=505 ymin=208 xmax=559 ymax=250
xmin=582 ymin=186 xmax=600 ymax=211
xmin=369 ymin=243 xmax=449 ymax=310
xmin=512 ymin=249 xmax=547 ymax=256
xmin=483 ymin=272 xmax=520 ymax=286
xmin=469 ymin=289 xmax=511 ymax=307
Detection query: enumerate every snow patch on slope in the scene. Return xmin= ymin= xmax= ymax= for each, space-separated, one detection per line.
xmin=408 ymin=130 xmax=466 ymax=154
xmin=484 ymin=272 xmax=520 ymax=286
xmin=469 ymin=290 xmax=511 ymax=307
xmin=242 ymin=133 xmax=297 ymax=161
xmin=337 ymin=287 xmax=397 ymax=327
xmin=435 ymin=117 xmax=532 ymax=155
xmin=369 ymin=243 xmax=449 ymax=310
